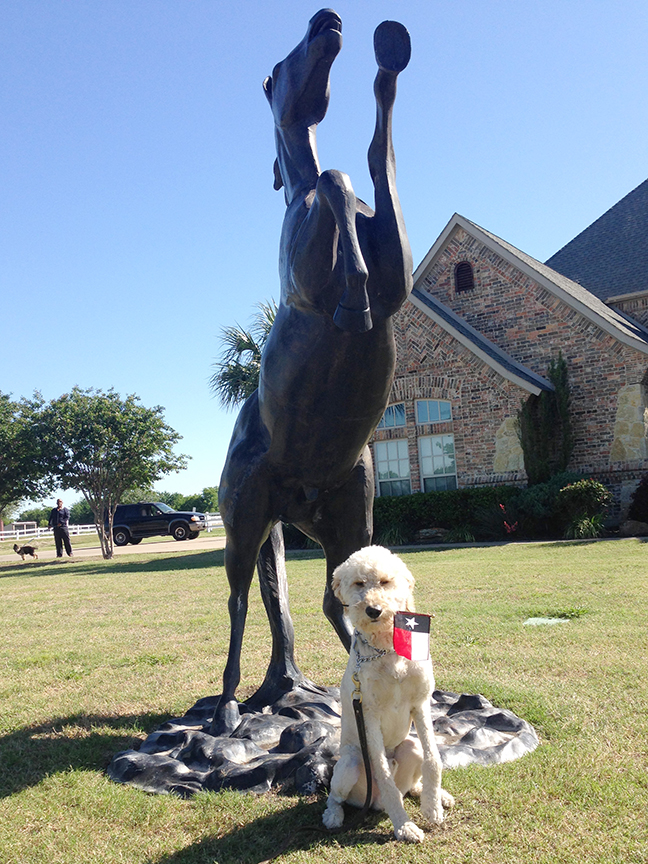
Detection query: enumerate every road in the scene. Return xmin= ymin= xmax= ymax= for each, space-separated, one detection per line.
xmin=0 ymin=532 xmax=226 ymax=564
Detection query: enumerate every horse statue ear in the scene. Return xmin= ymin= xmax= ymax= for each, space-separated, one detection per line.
xmin=273 ymin=159 xmax=284 ymax=191
xmin=262 ymin=75 xmax=273 ymax=104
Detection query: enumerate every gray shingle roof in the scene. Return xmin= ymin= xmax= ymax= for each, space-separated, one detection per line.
xmin=545 ymin=178 xmax=648 ymax=301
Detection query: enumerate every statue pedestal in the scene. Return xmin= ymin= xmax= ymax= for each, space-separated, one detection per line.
xmin=107 ymin=686 xmax=539 ymax=797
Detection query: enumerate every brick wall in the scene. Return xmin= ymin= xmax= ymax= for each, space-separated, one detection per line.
xmin=372 ymin=305 xmax=529 ymax=492
xmin=414 ymin=227 xmax=648 ymax=477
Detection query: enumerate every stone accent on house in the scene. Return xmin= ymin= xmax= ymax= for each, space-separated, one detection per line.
xmin=494 ymin=417 xmax=525 ymax=473
xmin=610 ymin=384 xmax=648 ymax=462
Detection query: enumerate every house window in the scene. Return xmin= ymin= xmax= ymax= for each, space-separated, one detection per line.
xmin=455 ymin=261 xmax=474 ymax=293
xmin=374 ymin=439 xmax=411 ymax=497
xmin=419 ymin=434 xmax=457 ymax=492
xmin=416 ymin=399 xmax=452 ymax=424
xmin=376 ymin=402 xmax=406 ymax=429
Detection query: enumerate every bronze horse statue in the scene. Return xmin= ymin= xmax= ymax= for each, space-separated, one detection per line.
xmin=211 ymin=9 xmax=412 ymax=734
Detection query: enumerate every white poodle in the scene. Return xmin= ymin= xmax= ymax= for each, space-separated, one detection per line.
xmin=322 ymin=545 xmax=453 ymax=842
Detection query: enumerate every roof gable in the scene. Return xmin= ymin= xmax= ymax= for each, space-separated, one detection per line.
xmin=413 ymin=213 xmax=648 ymax=357
xmin=408 ymin=287 xmax=554 ymax=395
xmin=545 ymin=178 xmax=648 ymax=302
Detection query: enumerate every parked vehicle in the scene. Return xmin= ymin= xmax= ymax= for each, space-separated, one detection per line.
xmin=109 ymin=502 xmax=208 ymax=546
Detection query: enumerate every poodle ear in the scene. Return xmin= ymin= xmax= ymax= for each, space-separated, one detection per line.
xmin=331 ymin=564 xmax=345 ymax=601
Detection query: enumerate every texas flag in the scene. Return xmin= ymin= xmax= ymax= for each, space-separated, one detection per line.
xmin=393 ymin=612 xmax=431 ymax=661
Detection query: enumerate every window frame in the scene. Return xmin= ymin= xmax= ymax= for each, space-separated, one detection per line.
xmin=376 ymin=402 xmax=406 ymax=430
xmin=416 ymin=399 xmax=452 ymax=425
xmin=418 ymin=433 xmax=458 ymax=492
xmin=373 ymin=438 xmax=411 ymax=497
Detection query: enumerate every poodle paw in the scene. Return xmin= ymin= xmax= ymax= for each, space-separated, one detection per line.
xmin=441 ymin=788 xmax=455 ymax=809
xmin=322 ymin=802 xmax=344 ymax=830
xmin=421 ymin=799 xmax=445 ymax=825
xmin=394 ymin=821 xmax=425 ymax=843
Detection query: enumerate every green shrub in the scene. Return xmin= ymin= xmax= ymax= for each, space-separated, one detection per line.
xmin=555 ymin=478 xmax=611 ymax=539
xmin=508 ymin=471 xmax=583 ymax=537
xmin=373 ymin=486 xmax=519 ymax=543
xmin=628 ymin=473 xmax=648 ymax=523
xmin=564 ymin=513 xmax=604 ymax=540
xmin=475 ymin=500 xmax=520 ymax=540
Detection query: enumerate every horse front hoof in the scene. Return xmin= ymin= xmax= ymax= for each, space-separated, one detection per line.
xmin=374 ymin=21 xmax=411 ymax=73
xmin=209 ymin=698 xmax=241 ymax=736
xmin=333 ymin=304 xmax=373 ymax=333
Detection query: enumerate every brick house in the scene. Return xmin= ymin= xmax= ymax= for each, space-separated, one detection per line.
xmin=371 ymin=183 xmax=648 ymax=516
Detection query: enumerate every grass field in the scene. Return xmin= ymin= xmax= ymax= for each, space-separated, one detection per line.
xmin=0 ymin=539 xmax=646 ymax=863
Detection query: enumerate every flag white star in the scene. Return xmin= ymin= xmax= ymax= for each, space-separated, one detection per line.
xmin=405 ymin=616 xmax=418 ymax=629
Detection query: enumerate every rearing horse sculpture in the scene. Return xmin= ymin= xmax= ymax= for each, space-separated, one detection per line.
xmin=211 ymin=9 xmax=412 ymax=735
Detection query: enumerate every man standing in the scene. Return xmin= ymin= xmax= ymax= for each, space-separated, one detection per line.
xmin=48 ymin=499 xmax=73 ymax=558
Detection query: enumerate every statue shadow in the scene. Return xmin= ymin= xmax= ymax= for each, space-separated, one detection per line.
xmin=149 ymin=801 xmax=390 ymax=864
xmin=0 ymin=710 xmax=170 ymax=798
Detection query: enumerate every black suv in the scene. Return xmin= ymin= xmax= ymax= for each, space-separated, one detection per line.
xmin=110 ymin=502 xmax=208 ymax=546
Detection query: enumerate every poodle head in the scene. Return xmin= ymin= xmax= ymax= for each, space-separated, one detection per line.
xmin=332 ymin=546 xmax=416 ymax=639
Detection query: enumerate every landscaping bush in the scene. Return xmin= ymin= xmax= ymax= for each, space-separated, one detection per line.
xmin=283 ymin=474 xmax=611 ymax=548
xmin=373 ymin=486 xmax=519 ymax=544
xmin=555 ymin=478 xmax=611 ymax=539
xmin=628 ymin=472 xmax=648 ymax=523
xmin=508 ymin=471 xmax=582 ymax=538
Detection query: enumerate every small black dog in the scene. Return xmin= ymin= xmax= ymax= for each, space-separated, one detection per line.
xmin=13 ymin=543 xmax=38 ymax=560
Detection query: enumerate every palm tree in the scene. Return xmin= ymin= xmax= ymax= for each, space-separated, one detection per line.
xmin=209 ymin=300 xmax=277 ymax=409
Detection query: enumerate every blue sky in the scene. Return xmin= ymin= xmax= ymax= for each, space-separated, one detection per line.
xmin=2 ymin=0 xmax=647 ymax=505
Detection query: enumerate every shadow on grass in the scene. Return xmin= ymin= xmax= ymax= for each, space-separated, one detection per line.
xmin=150 ymin=800 xmax=390 ymax=864
xmin=0 ymin=549 xmax=225 ymax=579
xmin=0 ymin=710 xmax=171 ymax=798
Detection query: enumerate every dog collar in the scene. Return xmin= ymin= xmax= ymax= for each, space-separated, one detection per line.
xmin=352 ymin=630 xmax=394 ymax=671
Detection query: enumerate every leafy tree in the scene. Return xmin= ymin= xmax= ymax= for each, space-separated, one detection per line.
xmin=119 ymin=487 xmax=158 ymax=506
xmin=209 ymin=300 xmax=277 ymax=408
xmin=0 ymin=392 xmax=52 ymax=520
xmin=152 ymin=491 xmax=186 ymax=509
xmin=195 ymin=486 xmax=219 ymax=512
xmin=29 ymin=387 xmax=188 ymax=558
xmin=17 ymin=505 xmax=51 ymax=528
xmin=69 ymin=499 xmax=94 ymax=525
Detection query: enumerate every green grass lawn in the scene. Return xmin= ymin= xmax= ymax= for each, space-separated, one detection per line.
xmin=0 ymin=540 xmax=646 ymax=863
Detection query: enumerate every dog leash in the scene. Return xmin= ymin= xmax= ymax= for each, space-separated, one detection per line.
xmin=257 ymin=634 xmax=387 ymax=863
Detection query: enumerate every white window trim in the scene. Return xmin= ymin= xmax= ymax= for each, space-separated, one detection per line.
xmin=418 ymin=433 xmax=457 ymax=492
xmin=373 ymin=438 xmax=411 ymax=497
xmin=415 ymin=399 xmax=453 ymax=425
xmin=377 ymin=402 xmax=407 ymax=430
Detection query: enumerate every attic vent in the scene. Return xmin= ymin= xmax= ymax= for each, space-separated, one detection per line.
xmin=455 ymin=261 xmax=474 ymax=293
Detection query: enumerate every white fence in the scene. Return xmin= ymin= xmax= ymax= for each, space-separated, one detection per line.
xmin=0 ymin=513 xmax=223 ymax=543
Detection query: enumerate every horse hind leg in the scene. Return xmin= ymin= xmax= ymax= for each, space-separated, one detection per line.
xmin=244 ymin=523 xmax=307 ymax=711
